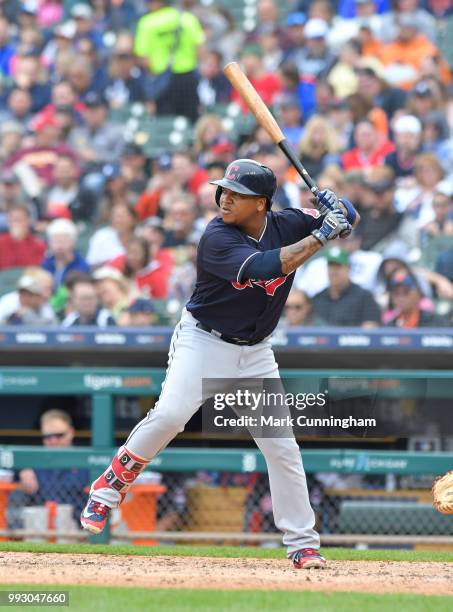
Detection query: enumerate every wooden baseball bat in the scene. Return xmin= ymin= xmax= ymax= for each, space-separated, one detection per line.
xmin=223 ymin=61 xmax=319 ymax=195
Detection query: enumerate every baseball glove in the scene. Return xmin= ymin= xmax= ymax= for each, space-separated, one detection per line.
xmin=432 ymin=471 xmax=453 ymax=514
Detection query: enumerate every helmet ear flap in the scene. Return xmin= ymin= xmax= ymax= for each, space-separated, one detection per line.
xmin=215 ymin=186 xmax=222 ymax=207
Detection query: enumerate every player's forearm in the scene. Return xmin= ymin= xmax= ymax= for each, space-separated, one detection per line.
xmin=280 ymin=235 xmax=322 ymax=275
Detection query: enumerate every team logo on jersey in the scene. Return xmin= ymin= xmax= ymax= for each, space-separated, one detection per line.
xmin=232 ymin=276 xmax=287 ymax=296
xmin=301 ymin=207 xmax=321 ymax=218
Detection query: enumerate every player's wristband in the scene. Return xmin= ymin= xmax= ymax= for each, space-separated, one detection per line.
xmin=339 ymin=198 xmax=357 ymax=226
xmin=311 ymin=229 xmax=327 ymax=246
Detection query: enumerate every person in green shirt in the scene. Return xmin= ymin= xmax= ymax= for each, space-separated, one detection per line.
xmin=134 ymin=0 xmax=205 ymax=122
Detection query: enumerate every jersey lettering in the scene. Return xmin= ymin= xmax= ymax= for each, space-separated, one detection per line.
xmin=231 ymin=276 xmax=287 ymax=296
xmin=231 ymin=279 xmax=253 ymax=290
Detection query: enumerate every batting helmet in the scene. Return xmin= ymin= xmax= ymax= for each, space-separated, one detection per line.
xmin=210 ymin=159 xmax=277 ymax=210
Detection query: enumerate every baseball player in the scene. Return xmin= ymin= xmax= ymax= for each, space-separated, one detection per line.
xmin=81 ymin=159 xmax=358 ymax=569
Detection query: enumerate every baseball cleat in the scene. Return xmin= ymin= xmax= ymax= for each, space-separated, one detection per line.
xmin=291 ymin=548 xmax=327 ymax=569
xmin=80 ymin=498 xmax=110 ymax=534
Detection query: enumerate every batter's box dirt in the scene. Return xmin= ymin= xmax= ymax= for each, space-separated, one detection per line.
xmin=1 ymin=553 xmax=452 ymax=595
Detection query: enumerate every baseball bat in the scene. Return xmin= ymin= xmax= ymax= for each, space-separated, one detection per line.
xmin=223 ymin=61 xmax=319 ymax=195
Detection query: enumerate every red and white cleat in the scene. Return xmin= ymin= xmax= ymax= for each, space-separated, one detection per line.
xmin=80 ymin=498 xmax=110 ymax=534
xmin=291 ymin=548 xmax=327 ymax=569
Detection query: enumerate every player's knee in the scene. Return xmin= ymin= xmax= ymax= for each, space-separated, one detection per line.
xmin=256 ymin=437 xmax=300 ymax=462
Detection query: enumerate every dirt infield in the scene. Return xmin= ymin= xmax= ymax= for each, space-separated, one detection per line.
xmin=1 ymin=552 xmax=452 ymax=595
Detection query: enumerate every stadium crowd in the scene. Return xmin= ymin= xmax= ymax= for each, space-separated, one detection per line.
xmin=0 ymin=0 xmax=452 ymax=329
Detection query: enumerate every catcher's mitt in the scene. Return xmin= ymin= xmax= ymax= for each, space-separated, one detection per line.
xmin=432 ymin=471 xmax=453 ymax=514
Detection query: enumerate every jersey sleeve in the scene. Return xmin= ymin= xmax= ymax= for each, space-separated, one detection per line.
xmin=200 ymin=230 xmax=260 ymax=283
xmin=274 ymin=208 xmax=324 ymax=245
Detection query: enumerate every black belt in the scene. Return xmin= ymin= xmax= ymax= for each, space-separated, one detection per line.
xmin=196 ymin=321 xmax=264 ymax=346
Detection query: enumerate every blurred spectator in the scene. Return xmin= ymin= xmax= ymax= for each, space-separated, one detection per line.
xmin=68 ymin=91 xmax=125 ymax=170
xmin=104 ymin=46 xmax=152 ymax=108
xmin=385 ymin=270 xmax=448 ymax=327
xmin=42 ymin=219 xmax=90 ymax=289
xmin=122 ymin=297 xmax=157 ymax=327
xmin=421 ymin=111 xmax=450 ymax=157
xmin=92 ymin=265 xmax=131 ymax=323
xmin=326 ymin=100 xmax=355 ymax=152
xmin=275 ymin=94 xmax=304 ymax=151
xmin=0 ymin=169 xmax=35 ymax=232
xmin=407 ymin=80 xmax=445 ymax=122
xmin=167 ymin=233 xmax=198 ymax=303
xmin=91 ymin=0 xmax=139 ymax=32
xmin=135 ymin=216 xmax=175 ymax=274
xmin=1 ymin=270 xmax=57 ymax=325
xmin=119 ymin=144 xmax=148 ymax=199
xmin=378 ymin=14 xmax=449 ymax=91
xmin=342 ymin=118 xmax=394 ymax=171
xmin=313 ymin=247 xmax=381 ymax=327
xmin=86 ymin=203 xmax=137 ymax=268
xmin=42 ymin=154 xmax=90 ymax=222
xmin=71 ymin=3 xmax=104 ymax=51
xmin=0 ymin=205 xmax=46 ymax=269
xmin=263 ymin=152 xmax=300 ymax=209
xmin=282 ymin=12 xmax=306 ymax=65
xmin=4 ymin=112 xmax=79 ymax=187
xmin=0 ymin=16 xmax=14 ymax=76
xmin=171 ymin=150 xmax=208 ymax=197
xmin=355 ymin=57 xmax=406 ymax=119
xmin=135 ymin=153 xmax=176 ymax=221
xmin=62 ymin=276 xmax=115 ymax=327
xmin=231 ymin=45 xmax=282 ymax=112
xmin=385 ymin=114 xmax=422 ymax=178
xmin=399 ymin=152 xmax=445 ymax=226
xmin=328 ymin=0 xmax=384 ymax=53
xmin=295 ymin=115 xmax=340 ymax=180
xmin=9 ymin=50 xmax=51 ymax=113
xmin=37 ymin=0 xmax=63 ymax=30
xmin=193 ymin=114 xmax=227 ymax=165
xmin=357 ymin=166 xmax=419 ymax=253
xmin=0 ymin=121 xmax=25 ymax=163
xmin=421 ymin=181 xmax=453 ymax=242
xmin=95 ymin=162 xmax=137 ymax=221
xmin=108 ymin=235 xmax=172 ymax=299
xmin=13 ymin=409 xmax=89 ymax=521
xmin=288 ymin=18 xmax=335 ymax=79
xmin=134 ymin=0 xmax=205 ymax=121
xmin=327 ymin=38 xmax=361 ymax=99
xmin=0 ymin=87 xmax=34 ymax=128
xmin=380 ymin=0 xmax=437 ymax=44
xmin=282 ymin=289 xmax=324 ymax=327
xmin=197 ymin=50 xmax=232 ymax=108
xmin=162 ymin=195 xmax=198 ymax=248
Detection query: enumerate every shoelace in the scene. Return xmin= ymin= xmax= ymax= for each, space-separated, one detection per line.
xmin=90 ymin=502 xmax=109 ymax=517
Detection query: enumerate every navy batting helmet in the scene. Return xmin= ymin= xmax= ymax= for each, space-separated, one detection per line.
xmin=210 ymin=159 xmax=277 ymax=210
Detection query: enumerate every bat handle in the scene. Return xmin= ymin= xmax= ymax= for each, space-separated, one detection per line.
xmin=278 ymin=140 xmax=319 ymax=196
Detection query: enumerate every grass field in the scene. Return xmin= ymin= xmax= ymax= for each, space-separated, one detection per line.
xmin=0 ymin=584 xmax=452 ymax=612
xmin=1 ymin=541 xmax=452 ymax=562
xmin=1 ymin=543 xmax=452 ymax=611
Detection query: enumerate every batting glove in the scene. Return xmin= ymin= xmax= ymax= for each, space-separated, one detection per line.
xmin=311 ymin=209 xmax=352 ymax=246
xmin=315 ymin=189 xmax=340 ymax=215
